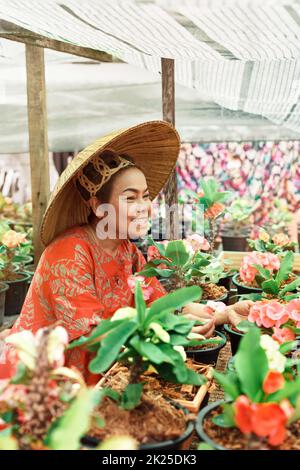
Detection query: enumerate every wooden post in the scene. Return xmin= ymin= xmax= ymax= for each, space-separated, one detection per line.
xmin=161 ymin=58 xmax=177 ymax=240
xmin=25 ymin=45 xmax=50 ymax=263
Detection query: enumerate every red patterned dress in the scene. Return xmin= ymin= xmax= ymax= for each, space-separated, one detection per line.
xmin=0 ymin=225 xmax=165 ymax=384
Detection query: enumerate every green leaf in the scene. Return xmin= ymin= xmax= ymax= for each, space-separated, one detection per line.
xmin=279 ymin=341 xmax=298 ymax=355
xmin=130 ymin=337 xmax=174 ymax=365
xmin=89 ymin=321 xmax=137 ymax=373
xmin=261 ymin=279 xmax=280 ymax=295
xmin=280 ymin=277 xmax=300 ymax=295
xmin=234 ymin=327 xmax=268 ymax=401
xmin=253 ymin=264 xmax=271 ymax=280
xmin=138 ymin=267 xmax=174 ymax=278
xmin=135 ymin=282 xmax=146 ymax=326
xmin=68 ymin=319 xmax=125 ymax=349
xmin=145 ymin=286 xmax=202 ymax=326
xmin=47 ymin=388 xmax=102 ymax=450
xmin=212 ymin=413 xmax=234 ymax=428
xmin=10 ymin=363 xmax=28 ymax=384
xmin=197 ymin=443 xmax=215 ymax=450
xmin=0 ymin=435 xmax=18 ymax=450
xmin=121 ymin=384 xmax=142 ymax=410
xmin=276 ymin=251 xmax=294 ymax=284
xmin=234 ymin=320 xmax=254 ymax=333
xmin=165 ymin=240 xmax=190 ymax=267
xmin=213 ymin=370 xmax=240 ymax=400
xmin=266 ymin=376 xmax=300 ymax=403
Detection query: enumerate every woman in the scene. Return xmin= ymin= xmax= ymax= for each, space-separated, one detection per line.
xmin=0 ymin=121 xmax=251 ymax=382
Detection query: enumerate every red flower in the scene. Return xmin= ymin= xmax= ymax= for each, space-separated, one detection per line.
xmin=263 ymin=371 xmax=285 ymax=394
xmin=204 ymin=202 xmax=225 ymax=219
xmin=234 ymin=395 xmax=253 ymax=434
xmin=251 ymin=403 xmax=287 ymax=446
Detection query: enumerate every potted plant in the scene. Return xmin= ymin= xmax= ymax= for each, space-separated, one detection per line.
xmin=69 ymin=284 xmax=215 ymax=449
xmin=264 ymin=198 xmax=293 ymax=236
xmin=232 ymin=251 xmax=283 ymax=295
xmin=227 ymin=251 xmax=300 ymax=353
xmin=142 ymin=237 xmax=229 ymax=302
xmin=196 ymin=327 xmax=300 ymax=450
xmin=221 ymin=198 xmax=255 ymax=251
xmin=0 ymin=229 xmax=30 ymax=316
xmin=192 ymin=178 xmax=230 ymax=254
xmin=0 ymin=326 xmax=106 ymax=450
xmin=248 ymin=229 xmax=296 ymax=254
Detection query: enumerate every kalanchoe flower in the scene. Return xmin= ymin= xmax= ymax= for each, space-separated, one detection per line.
xmin=234 ymin=396 xmax=289 ymax=446
xmin=249 ymin=300 xmax=289 ymax=329
xmin=273 ymin=233 xmax=291 ymax=247
xmin=285 ymin=299 xmax=300 ymax=328
xmin=127 ymin=275 xmax=154 ymax=301
xmin=263 ymin=371 xmax=285 ymax=394
xmin=1 ymin=230 xmax=27 ymax=249
xmin=185 ymin=234 xmax=210 ymax=252
xmin=272 ymin=327 xmax=296 ymax=344
xmin=5 ymin=326 xmax=69 ymax=370
xmin=258 ymin=230 xmax=270 ymax=243
xmin=239 ymin=252 xmax=280 ymax=284
xmin=260 ymin=335 xmax=287 ymax=372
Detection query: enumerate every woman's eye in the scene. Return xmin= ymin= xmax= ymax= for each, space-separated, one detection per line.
xmin=143 ymin=194 xmax=150 ymax=199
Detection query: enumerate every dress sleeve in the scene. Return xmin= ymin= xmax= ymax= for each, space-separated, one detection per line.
xmin=131 ymin=242 xmax=166 ymax=304
xmin=24 ymin=237 xmax=105 ymax=341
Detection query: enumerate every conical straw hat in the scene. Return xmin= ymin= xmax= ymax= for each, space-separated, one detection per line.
xmin=41 ymin=120 xmax=180 ymax=246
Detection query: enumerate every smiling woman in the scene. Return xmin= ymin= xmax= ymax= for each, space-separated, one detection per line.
xmin=0 ymin=121 xmax=181 ymax=383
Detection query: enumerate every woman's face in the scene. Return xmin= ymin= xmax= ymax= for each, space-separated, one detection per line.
xmin=95 ymin=167 xmax=151 ymax=239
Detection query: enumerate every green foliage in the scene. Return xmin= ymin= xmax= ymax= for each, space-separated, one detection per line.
xmin=198 ymin=178 xmax=231 ymax=210
xmin=47 ymin=388 xmax=102 ymax=450
xmin=73 ymin=283 xmax=207 ymax=409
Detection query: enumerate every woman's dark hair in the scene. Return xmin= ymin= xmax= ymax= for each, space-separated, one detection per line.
xmin=76 ymin=150 xmax=142 ymax=204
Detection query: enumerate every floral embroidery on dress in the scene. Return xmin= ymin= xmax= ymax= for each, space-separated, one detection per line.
xmin=0 ymin=225 xmax=165 ymax=384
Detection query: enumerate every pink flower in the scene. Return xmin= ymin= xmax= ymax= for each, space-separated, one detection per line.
xmin=186 ymin=234 xmax=210 ymax=252
xmin=248 ymin=301 xmax=289 ymax=329
xmin=272 ymin=327 xmax=296 ymax=344
xmin=127 ymin=275 xmax=154 ymax=301
xmin=204 ymin=301 xmax=227 ymax=315
xmin=285 ymin=299 xmax=300 ymax=328
xmin=240 ymin=252 xmax=280 ymax=284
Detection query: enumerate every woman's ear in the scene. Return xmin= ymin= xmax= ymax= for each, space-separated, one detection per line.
xmin=89 ymin=197 xmax=105 ymax=218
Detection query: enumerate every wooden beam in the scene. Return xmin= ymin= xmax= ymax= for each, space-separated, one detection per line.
xmin=26 ymin=44 xmax=50 ymax=263
xmin=1 ymin=20 xmax=118 ymax=62
xmin=161 ymin=58 xmax=178 ymax=240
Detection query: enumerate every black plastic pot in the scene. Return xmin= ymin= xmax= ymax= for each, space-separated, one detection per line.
xmin=0 ymin=282 xmax=9 ymax=325
xmin=232 ymin=273 xmax=262 ymax=296
xmin=196 ymin=400 xmax=227 ymax=450
xmin=218 ymin=273 xmax=236 ymax=291
xmin=81 ymin=401 xmax=194 ymax=450
xmin=4 ymin=272 xmax=31 ymax=316
xmin=224 ymin=323 xmax=244 ymax=355
xmin=186 ymin=331 xmax=227 ymax=365
xmin=221 ymin=234 xmax=248 ymax=252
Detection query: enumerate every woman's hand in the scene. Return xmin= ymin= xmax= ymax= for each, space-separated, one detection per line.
xmin=226 ymin=300 xmax=254 ymax=328
xmin=181 ymin=303 xmax=215 ymax=338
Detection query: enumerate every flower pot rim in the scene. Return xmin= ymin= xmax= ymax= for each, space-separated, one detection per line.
xmin=187 ymin=330 xmax=227 ymax=353
xmin=224 ymin=323 xmax=245 ymax=337
xmin=0 ymin=282 xmax=9 ymax=293
xmin=232 ymin=273 xmax=262 ymax=292
xmin=3 ymin=272 xmax=31 ymax=284
xmin=13 ymin=255 xmax=34 ymax=265
xmin=196 ymin=400 xmax=228 ymax=450
xmin=200 ymin=292 xmax=228 ymax=303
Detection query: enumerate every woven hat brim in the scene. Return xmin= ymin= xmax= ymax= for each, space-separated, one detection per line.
xmin=41 ymin=120 xmax=180 ymax=246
